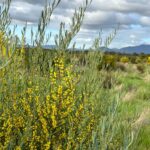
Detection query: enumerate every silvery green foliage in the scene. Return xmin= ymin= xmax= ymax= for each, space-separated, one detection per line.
xmin=89 ymin=98 xmax=134 ymax=150
xmin=0 ymin=0 xmax=11 ymax=31
xmin=89 ymin=25 xmax=119 ymax=71
xmin=0 ymin=0 xmax=17 ymax=70
xmin=35 ymin=0 xmax=61 ymax=46
xmin=54 ymin=0 xmax=92 ymax=50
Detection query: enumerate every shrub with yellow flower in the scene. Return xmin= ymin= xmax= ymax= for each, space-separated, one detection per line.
xmin=120 ymin=56 xmax=129 ymax=63
xmin=147 ymin=56 xmax=150 ymax=64
xmin=0 ymin=54 xmax=92 ymax=149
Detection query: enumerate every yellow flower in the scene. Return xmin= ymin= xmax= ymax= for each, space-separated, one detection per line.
xmin=58 ymin=85 xmax=63 ymax=95
xmin=51 ymin=115 xmax=57 ymax=128
xmin=51 ymin=104 xmax=57 ymax=115
xmin=28 ymin=81 xmax=32 ymax=85
xmin=26 ymin=88 xmax=33 ymax=94
xmin=35 ymin=86 xmax=39 ymax=91
xmin=44 ymin=141 xmax=51 ymax=150
xmin=40 ymin=117 xmax=48 ymax=137
xmin=15 ymin=146 xmax=21 ymax=150
xmin=46 ymin=95 xmax=50 ymax=101
xmin=147 ymin=57 xmax=150 ymax=64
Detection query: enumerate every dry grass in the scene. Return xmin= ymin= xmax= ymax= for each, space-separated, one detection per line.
xmin=144 ymin=74 xmax=150 ymax=82
xmin=122 ymin=90 xmax=137 ymax=102
xmin=133 ymin=108 xmax=150 ymax=128
xmin=114 ymin=84 xmax=123 ymax=91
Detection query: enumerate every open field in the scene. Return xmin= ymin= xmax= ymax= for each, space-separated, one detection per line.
xmin=0 ymin=49 xmax=150 ymax=149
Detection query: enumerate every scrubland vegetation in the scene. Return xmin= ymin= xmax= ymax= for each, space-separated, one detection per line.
xmin=0 ymin=0 xmax=150 ymax=149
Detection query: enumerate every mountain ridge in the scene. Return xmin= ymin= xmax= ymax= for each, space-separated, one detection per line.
xmin=26 ymin=44 xmax=150 ymax=54
xmin=101 ymin=44 xmax=150 ymax=54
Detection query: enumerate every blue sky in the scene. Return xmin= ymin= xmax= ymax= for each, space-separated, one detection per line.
xmin=1 ymin=0 xmax=150 ymax=48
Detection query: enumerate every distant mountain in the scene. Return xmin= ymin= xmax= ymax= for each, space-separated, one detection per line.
xmin=101 ymin=44 xmax=150 ymax=54
xmin=119 ymin=44 xmax=150 ymax=54
xmin=43 ymin=45 xmax=56 ymax=49
xmin=36 ymin=44 xmax=150 ymax=54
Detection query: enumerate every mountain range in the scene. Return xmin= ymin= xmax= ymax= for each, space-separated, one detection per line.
xmin=29 ymin=44 xmax=150 ymax=54
xmin=101 ymin=44 xmax=150 ymax=54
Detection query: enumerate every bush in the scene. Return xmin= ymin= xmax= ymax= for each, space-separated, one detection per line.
xmin=120 ymin=56 xmax=129 ymax=63
xmin=97 ymin=55 xmax=116 ymax=71
xmin=130 ymin=56 xmax=137 ymax=64
xmin=136 ymin=64 xmax=145 ymax=73
xmin=147 ymin=57 xmax=150 ymax=64
xmin=116 ymin=62 xmax=127 ymax=71
xmin=135 ymin=57 xmax=142 ymax=64
xmin=102 ymin=73 xmax=115 ymax=89
xmin=0 ymin=55 xmax=97 ymax=149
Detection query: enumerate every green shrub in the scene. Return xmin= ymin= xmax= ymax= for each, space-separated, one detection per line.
xmin=120 ymin=56 xmax=129 ymax=63
xmin=136 ymin=64 xmax=145 ymax=73
xmin=135 ymin=57 xmax=142 ymax=64
xmin=147 ymin=56 xmax=150 ymax=64
xmin=97 ymin=55 xmax=116 ymax=71
xmin=102 ymin=73 xmax=115 ymax=89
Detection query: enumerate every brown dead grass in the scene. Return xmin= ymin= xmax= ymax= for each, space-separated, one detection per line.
xmin=123 ymin=90 xmax=137 ymax=102
xmin=114 ymin=84 xmax=123 ymax=91
xmin=144 ymin=74 xmax=150 ymax=82
xmin=132 ymin=108 xmax=150 ymax=128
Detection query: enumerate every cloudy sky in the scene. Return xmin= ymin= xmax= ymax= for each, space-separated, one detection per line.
xmin=1 ymin=0 xmax=150 ymax=48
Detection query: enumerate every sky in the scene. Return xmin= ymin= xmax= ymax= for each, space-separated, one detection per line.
xmin=1 ymin=0 xmax=150 ymax=48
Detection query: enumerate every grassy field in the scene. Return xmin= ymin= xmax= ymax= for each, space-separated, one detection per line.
xmin=0 ymin=0 xmax=150 ymax=149
xmin=1 ymin=49 xmax=150 ymax=149
xmin=112 ymin=63 xmax=150 ymax=149
xmin=76 ymin=53 xmax=150 ymax=149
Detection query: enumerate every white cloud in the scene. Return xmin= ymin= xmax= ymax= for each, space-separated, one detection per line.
xmin=140 ymin=16 xmax=150 ymax=26
xmin=1 ymin=0 xmax=150 ymax=48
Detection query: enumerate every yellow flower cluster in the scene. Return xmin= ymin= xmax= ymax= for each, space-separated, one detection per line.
xmin=0 ymin=54 xmax=97 ymax=149
xmin=0 ymin=31 xmax=13 ymax=59
xmin=120 ymin=56 xmax=129 ymax=63
xmin=147 ymin=56 xmax=150 ymax=64
xmin=0 ymin=31 xmax=6 ymax=57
